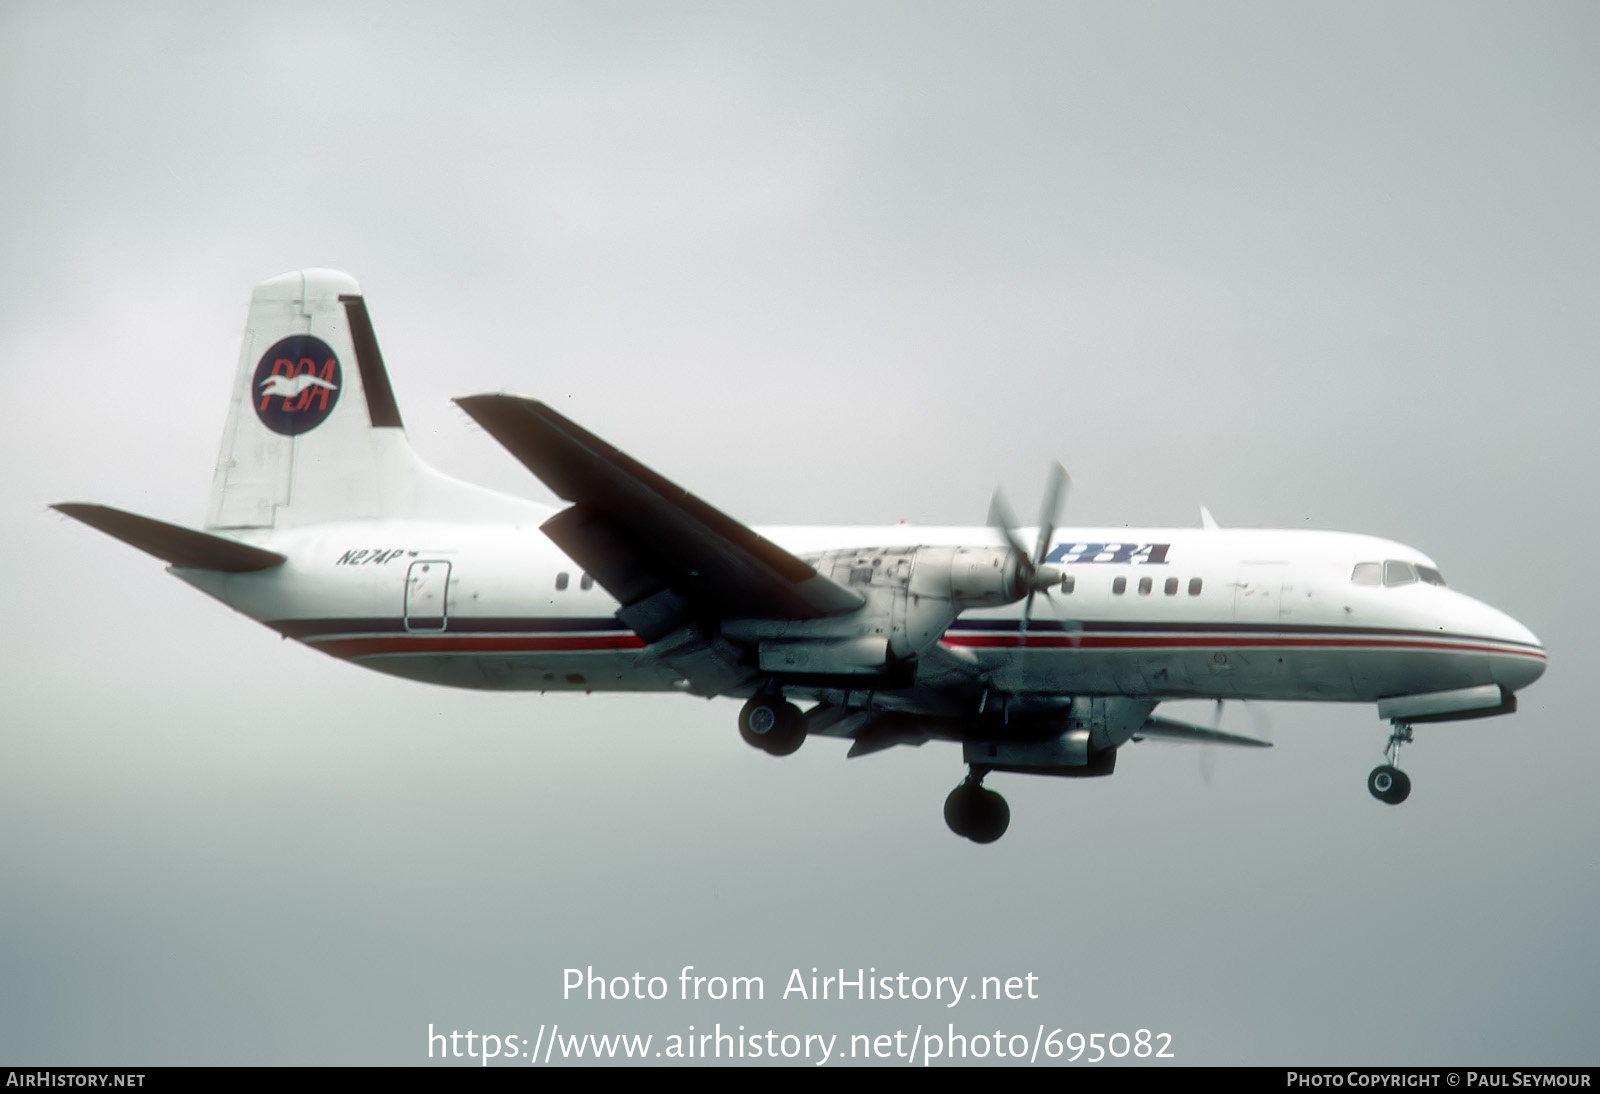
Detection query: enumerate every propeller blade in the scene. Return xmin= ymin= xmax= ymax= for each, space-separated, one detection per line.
xmin=987 ymin=490 xmax=1031 ymax=564
xmin=1216 ymin=697 xmax=1274 ymax=740
xmin=1244 ymin=699 xmax=1275 ymax=741
xmin=1195 ymin=700 xmax=1272 ymax=786
xmin=991 ymin=464 xmax=1077 ymax=641
xmin=1026 ymin=588 xmax=1083 ymax=645
xmin=1033 ymin=461 xmax=1070 ymax=569
xmin=1203 ymin=699 xmax=1224 ymax=786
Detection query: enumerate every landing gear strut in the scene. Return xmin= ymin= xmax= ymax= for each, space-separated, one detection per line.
xmin=944 ymin=765 xmax=1010 ymax=843
xmin=739 ymin=694 xmax=805 ymax=756
xmin=1367 ymin=722 xmax=1413 ymax=805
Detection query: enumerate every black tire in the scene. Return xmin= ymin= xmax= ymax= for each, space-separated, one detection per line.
xmin=739 ymin=697 xmax=804 ymax=755
xmin=1367 ymin=764 xmax=1411 ymax=805
xmin=944 ymin=784 xmax=976 ymax=838
xmin=738 ymin=697 xmax=779 ymax=746
xmin=1387 ymin=767 xmax=1411 ymax=804
xmin=968 ymin=787 xmax=1011 ymax=843
xmin=765 ymin=701 xmax=805 ymax=756
xmin=944 ymin=783 xmax=1011 ymax=843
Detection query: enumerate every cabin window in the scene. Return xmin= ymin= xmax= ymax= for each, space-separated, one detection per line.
xmin=1416 ymin=565 xmax=1446 ymax=587
xmin=555 ymin=572 xmax=569 ymax=591
xmin=1059 ymin=574 xmax=1075 ymax=594
xmin=1164 ymin=577 xmax=1179 ymax=596
xmin=1188 ymin=577 xmax=1203 ymax=596
xmin=1112 ymin=576 xmax=1127 ymax=595
xmin=1138 ymin=576 xmax=1152 ymax=595
xmin=1351 ymin=562 xmax=1382 ymax=586
xmin=1383 ymin=560 xmax=1418 ymax=587
xmin=580 ymin=573 xmax=594 ymax=590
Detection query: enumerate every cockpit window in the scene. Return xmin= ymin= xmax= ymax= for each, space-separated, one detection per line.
xmin=1354 ymin=559 xmax=1443 ymax=588
xmin=1383 ymin=560 xmax=1418 ymax=587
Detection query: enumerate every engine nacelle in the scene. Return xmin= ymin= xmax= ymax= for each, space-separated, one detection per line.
xmin=959 ymin=698 xmax=1152 ymax=774
xmin=896 ymin=545 xmax=1043 ymax=657
xmin=740 ymin=543 xmax=1047 ymax=670
xmin=915 ymin=545 xmax=1029 ymax=608
xmin=963 ymin=734 xmax=1119 ymax=778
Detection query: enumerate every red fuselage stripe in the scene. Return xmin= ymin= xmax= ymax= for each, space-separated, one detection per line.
xmin=939 ymin=634 xmax=1546 ymax=658
xmin=317 ymin=635 xmax=647 ymax=657
xmin=307 ymin=631 xmax=1543 ymax=662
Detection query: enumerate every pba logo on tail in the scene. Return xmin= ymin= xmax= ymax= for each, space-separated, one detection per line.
xmin=253 ymin=335 xmax=342 ymax=435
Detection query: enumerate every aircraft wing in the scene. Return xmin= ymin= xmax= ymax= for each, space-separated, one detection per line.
xmin=454 ymin=395 xmax=864 ymax=638
xmin=1131 ymin=715 xmax=1272 ymax=749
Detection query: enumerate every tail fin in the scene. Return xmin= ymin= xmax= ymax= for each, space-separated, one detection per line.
xmin=206 ymin=269 xmax=405 ymax=528
xmin=205 ymin=269 xmax=532 ymax=529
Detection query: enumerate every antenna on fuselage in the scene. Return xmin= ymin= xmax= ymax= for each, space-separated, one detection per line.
xmin=1199 ymin=506 xmax=1220 ymax=530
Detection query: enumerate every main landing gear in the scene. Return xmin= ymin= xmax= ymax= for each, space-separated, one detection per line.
xmin=1367 ymin=722 xmax=1413 ymax=805
xmin=944 ymin=766 xmax=1011 ymax=843
xmin=738 ymin=694 xmax=805 ymax=756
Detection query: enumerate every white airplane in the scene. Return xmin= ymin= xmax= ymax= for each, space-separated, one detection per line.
xmin=55 ymin=269 xmax=1547 ymax=842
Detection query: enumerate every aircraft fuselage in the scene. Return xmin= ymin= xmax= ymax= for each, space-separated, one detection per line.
xmin=177 ymin=520 xmax=1545 ymax=709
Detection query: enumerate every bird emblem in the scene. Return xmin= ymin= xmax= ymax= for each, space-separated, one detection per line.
xmin=259 ymin=374 xmax=339 ymax=399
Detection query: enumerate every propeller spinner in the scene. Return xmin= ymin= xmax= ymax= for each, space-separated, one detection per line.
xmin=988 ymin=462 xmax=1080 ymax=639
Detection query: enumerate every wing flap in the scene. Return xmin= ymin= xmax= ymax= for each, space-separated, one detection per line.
xmin=455 ymin=394 xmax=862 ymax=621
xmin=53 ymin=503 xmax=285 ymax=572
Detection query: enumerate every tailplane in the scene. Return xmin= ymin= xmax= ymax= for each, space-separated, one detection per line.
xmin=52 ymin=504 xmax=285 ymax=571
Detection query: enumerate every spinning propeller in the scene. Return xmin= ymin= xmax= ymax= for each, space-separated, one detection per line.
xmin=988 ymin=461 xmax=1081 ymax=640
xmin=1199 ymin=699 xmax=1275 ymax=785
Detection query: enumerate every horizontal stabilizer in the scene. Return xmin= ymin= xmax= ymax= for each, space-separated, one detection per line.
xmin=1133 ymin=716 xmax=1272 ymax=749
xmin=454 ymin=394 xmax=862 ymax=621
xmin=53 ymin=503 xmax=285 ymax=572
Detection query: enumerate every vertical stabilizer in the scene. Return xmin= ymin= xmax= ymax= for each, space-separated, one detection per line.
xmin=206 ymin=269 xmax=550 ymax=530
xmin=205 ymin=269 xmax=402 ymax=530
xmin=208 ymin=269 xmax=401 ymax=528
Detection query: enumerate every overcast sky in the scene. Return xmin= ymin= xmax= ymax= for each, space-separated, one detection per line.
xmin=2 ymin=1 xmax=1596 ymax=1066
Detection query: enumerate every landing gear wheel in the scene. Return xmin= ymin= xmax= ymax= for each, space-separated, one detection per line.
xmin=944 ymin=779 xmax=1011 ymax=843
xmin=1367 ymin=764 xmax=1411 ymax=805
xmin=1368 ymin=720 xmax=1415 ymax=805
xmin=738 ymin=697 xmax=805 ymax=756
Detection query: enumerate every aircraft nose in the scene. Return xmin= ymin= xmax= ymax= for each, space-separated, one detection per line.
xmin=1488 ymin=611 xmax=1545 ymax=693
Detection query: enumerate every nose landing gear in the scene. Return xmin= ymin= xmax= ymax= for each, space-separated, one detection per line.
xmin=1367 ymin=722 xmax=1413 ymax=805
xmin=944 ymin=765 xmax=1011 ymax=843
